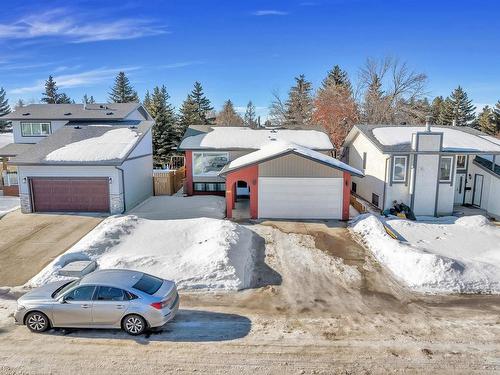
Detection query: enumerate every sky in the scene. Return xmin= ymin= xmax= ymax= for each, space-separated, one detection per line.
xmin=0 ymin=0 xmax=499 ymax=119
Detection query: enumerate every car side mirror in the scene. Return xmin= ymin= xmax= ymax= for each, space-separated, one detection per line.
xmin=58 ymin=297 xmax=67 ymax=304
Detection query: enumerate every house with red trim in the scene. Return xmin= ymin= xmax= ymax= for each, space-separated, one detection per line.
xmin=179 ymin=125 xmax=364 ymax=220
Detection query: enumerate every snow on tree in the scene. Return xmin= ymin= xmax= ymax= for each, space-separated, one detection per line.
xmin=146 ymin=85 xmax=178 ymax=165
xmin=440 ymin=86 xmax=476 ymax=126
xmin=0 ymin=87 xmax=11 ymax=131
xmin=108 ymin=72 xmax=139 ymax=103
xmin=313 ymin=84 xmax=358 ymax=153
xmin=285 ymin=74 xmax=314 ymax=127
xmin=216 ymin=99 xmax=243 ymax=126
xmin=477 ymin=105 xmax=498 ymax=135
xmin=244 ymin=101 xmax=257 ymax=128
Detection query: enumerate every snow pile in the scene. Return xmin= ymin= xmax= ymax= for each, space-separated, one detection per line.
xmin=45 ymin=128 xmax=140 ymax=162
xmin=350 ymin=214 xmax=500 ymax=294
xmin=28 ymin=216 xmax=258 ymax=291
xmin=0 ymin=196 xmax=20 ymax=218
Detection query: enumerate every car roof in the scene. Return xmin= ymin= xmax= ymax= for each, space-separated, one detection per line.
xmin=80 ymin=269 xmax=144 ymax=289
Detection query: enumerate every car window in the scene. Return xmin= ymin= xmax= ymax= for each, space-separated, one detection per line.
xmin=96 ymin=286 xmax=126 ymax=301
xmin=64 ymin=286 xmax=95 ymax=301
xmin=132 ymin=274 xmax=163 ymax=295
xmin=53 ymin=279 xmax=81 ymax=299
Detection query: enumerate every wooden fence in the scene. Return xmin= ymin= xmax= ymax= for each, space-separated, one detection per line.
xmin=153 ymin=166 xmax=186 ymax=196
xmin=350 ymin=194 xmax=367 ymax=214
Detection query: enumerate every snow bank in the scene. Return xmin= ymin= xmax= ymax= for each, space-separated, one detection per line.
xmin=0 ymin=196 xmax=20 ymax=218
xmin=45 ymin=128 xmax=140 ymax=162
xmin=28 ymin=216 xmax=258 ymax=291
xmin=350 ymin=214 xmax=500 ymax=294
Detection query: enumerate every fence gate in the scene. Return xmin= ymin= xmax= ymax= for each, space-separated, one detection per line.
xmin=153 ymin=166 xmax=186 ymax=196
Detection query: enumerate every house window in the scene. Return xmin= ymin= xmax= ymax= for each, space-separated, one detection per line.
xmin=193 ymin=152 xmax=229 ymax=176
xmin=362 ymin=152 xmax=367 ymax=169
xmin=193 ymin=182 xmax=226 ymax=192
xmin=456 ymin=155 xmax=466 ymax=170
xmin=372 ymin=193 xmax=379 ymax=207
xmin=439 ymin=156 xmax=453 ymax=182
xmin=21 ymin=122 xmax=51 ymax=137
xmin=392 ymin=156 xmax=408 ymax=183
xmin=352 ymin=181 xmax=357 ymax=193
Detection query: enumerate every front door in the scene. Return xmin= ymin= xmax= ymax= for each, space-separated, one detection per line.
xmin=52 ymin=285 xmax=96 ymax=327
xmin=472 ymin=174 xmax=484 ymax=207
xmin=454 ymin=173 xmax=466 ymax=204
xmin=91 ymin=286 xmax=130 ymax=326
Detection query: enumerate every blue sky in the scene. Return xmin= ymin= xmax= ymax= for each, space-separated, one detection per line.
xmin=1 ymin=0 xmax=499 ymax=118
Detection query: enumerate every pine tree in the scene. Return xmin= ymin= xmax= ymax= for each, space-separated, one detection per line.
xmin=216 ymin=100 xmax=243 ymax=126
xmin=177 ymin=94 xmax=199 ymax=140
xmin=147 ymin=86 xmax=177 ymax=165
xmin=244 ymin=101 xmax=257 ymax=128
xmin=321 ymin=65 xmax=352 ymax=93
xmin=494 ymin=100 xmax=500 ymax=132
xmin=477 ymin=106 xmax=498 ymax=135
xmin=285 ymin=74 xmax=314 ymax=127
xmin=14 ymin=99 xmax=25 ymax=110
xmin=0 ymin=87 xmax=11 ymax=131
xmin=190 ymin=81 xmax=213 ymax=124
xmin=83 ymin=94 xmax=95 ymax=104
xmin=362 ymin=74 xmax=386 ymax=123
xmin=431 ymin=96 xmax=445 ymax=124
xmin=143 ymin=91 xmax=152 ymax=111
xmin=41 ymin=76 xmax=59 ymax=104
xmin=440 ymin=86 xmax=476 ymax=126
xmin=57 ymin=93 xmax=73 ymax=104
xmin=108 ymin=72 xmax=139 ymax=103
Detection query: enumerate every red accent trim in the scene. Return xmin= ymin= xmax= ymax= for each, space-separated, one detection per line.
xmin=225 ymin=165 xmax=259 ymax=219
xmin=2 ymin=185 xmax=19 ymax=196
xmin=342 ymin=171 xmax=351 ymax=220
xmin=184 ymin=151 xmax=193 ymax=196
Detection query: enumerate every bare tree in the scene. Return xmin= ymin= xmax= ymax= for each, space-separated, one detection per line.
xmin=268 ymin=89 xmax=287 ymax=127
xmin=359 ymin=57 xmax=428 ymax=124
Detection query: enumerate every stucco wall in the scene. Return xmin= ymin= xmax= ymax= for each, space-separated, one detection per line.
xmin=121 ymin=155 xmax=153 ymax=210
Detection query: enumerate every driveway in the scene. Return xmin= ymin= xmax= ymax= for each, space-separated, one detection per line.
xmin=0 ymin=195 xmax=20 ymax=218
xmin=0 ymin=211 xmax=102 ymax=286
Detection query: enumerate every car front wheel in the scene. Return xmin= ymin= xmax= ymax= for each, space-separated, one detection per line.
xmin=122 ymin=314 xmax=147 ymax=335
xmin=25 ymin=312 xmax=50 ymax=333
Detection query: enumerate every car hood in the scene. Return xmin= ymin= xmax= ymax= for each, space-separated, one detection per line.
xmin=18 ymin=280 xmax=72 ymax=303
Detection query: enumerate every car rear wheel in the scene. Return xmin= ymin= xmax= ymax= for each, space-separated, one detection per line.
xmin=25 ymin=312 xmax=50 ymax=333
xmin=122 ymin=314 xmax=147 ymax=335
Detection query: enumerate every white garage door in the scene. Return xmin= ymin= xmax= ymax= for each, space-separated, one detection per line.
xmin=258 ymin=177 xmax=343 ymax=219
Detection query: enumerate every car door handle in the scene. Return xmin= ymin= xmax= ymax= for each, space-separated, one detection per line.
xmin=81 ymin=304 xmax=90 ymax=309
xmin=116 ymin=305 xmax=124 ymax=309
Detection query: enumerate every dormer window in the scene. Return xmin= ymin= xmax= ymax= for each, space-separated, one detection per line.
xmin=21 ymin=122 xmax=51 ymax=137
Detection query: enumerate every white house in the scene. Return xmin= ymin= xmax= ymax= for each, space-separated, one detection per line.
xmin=342 ymin=123 xmax=500 ymax=218
xmin=0 ymin=103 xmax=153 ymax=214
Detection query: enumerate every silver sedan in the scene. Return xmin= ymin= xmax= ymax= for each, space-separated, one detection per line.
xmin=14 ymin=269 xmax=179 ymax=335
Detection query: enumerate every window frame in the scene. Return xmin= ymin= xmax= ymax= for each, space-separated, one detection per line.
xmin=192 ymin=151 xmax=229 ymax=177
xmin=193 ymin=182 xmax=226 ymax=192
xmin=95 ymin=286 xmax=127 ymax=302
xmin=371 ymin=193 xmax=379 ymax=207
xmin=62 ymin=285 xmax=97 ymax=302
xmin=439 ymin=156 xmax=453 ymax=183
xmin=20 ymin=122 xmax=52 ymax=137
xmin=391 ymin=155 xmax=408 ymax=183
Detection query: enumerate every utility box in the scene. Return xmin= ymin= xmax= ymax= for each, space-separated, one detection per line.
xmin=58 ymin=260 xmax=97 ymax=278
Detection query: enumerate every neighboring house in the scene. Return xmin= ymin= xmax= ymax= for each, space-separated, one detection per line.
xmin=179 ymin=125 xmax=363 ymax=220
xmin=343 ymin=123 xmax=500 ymax=218
xmin=0 ymin=103 xmax=153 ymax=214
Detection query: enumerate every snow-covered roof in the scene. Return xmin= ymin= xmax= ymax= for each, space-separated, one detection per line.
xmin=179 ymin=126 xmax=334 ymax=150
xmin=11 ymin=120 xmax=153 ymax=166
xmin=219 ymin=140 xmax=364 ymax=177
xmin=349 ymin=125 xmax=500 ymax=154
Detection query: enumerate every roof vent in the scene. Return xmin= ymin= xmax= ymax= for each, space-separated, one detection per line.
xmin=106 ymin=112 xmax=113 ymax=115
xmin=74 ymin=126 xmax=81 ymax=129
xmin=425 ymin=115 xmax=432 ymax=132
xmin=64 ymin=112 xmax=72 ymax=116
xmin=22 ymin=112 xmax=30 ymax=116
xmin=129 ymin=125 xmax=137 ymax=129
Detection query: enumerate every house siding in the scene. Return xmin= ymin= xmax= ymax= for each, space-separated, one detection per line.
xmin=259 ymin=153 xmax=343 ymax=178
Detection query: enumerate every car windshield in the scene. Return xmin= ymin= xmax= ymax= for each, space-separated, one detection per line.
xmin=52 ymin=279 xmax=81 ymax=299
xmin=132 ymin=274 xmax=163 ymax=295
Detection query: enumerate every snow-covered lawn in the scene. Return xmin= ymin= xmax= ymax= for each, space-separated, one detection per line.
xmin=351 ymin=214 xmax=500 ymax=294
xmin=0 ymin=195 xmax=20 ymax=218
xmin=28 ymin=215 xmax=257 ymax=291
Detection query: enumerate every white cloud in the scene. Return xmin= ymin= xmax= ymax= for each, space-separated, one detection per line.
xmin=156 ymin=61 xmax=204 ymax=69
xmin=252 ymin=10 xmax=288 ymax=16
xmin=10 ymin=66 xmax=140 ymax=94
xmin=0 ymin=8 xmax=167 ymax=43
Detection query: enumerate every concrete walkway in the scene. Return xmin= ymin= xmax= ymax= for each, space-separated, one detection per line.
xmin=0 ymin=211 xmax=102 ymax=286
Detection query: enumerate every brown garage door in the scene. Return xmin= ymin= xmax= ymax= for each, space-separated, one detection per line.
xmin=31 ymin=178 xmax=110 ymax=213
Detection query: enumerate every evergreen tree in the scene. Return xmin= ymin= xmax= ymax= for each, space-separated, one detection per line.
xmin=431 ymin=96 xmax=445 ymax=124
xmin=41 ymin=76 xmax=59 ymax=104
xmin=83 ymin=94 xmax=95 ymax=104
xmin=244 ymin=101 xmax=257 ymax=127
xmin=143 ymin=90 xmax=152 ymax=111
xmin=321 ymin=65 xmax=352 ymax=93
xmin=0 ymin=87 xmax=11 ymax=131
xmin=285 ymin=74 xmax=314 ymax=127
xmin=494 ymin=100 xmax=500 ymax=132
xmin=362 ymin=74 xmax=386 ymax=123
xmin=189 ymin=81 xmax=213 ymax=124
xmin=148 ymin=85 xmax=177 ymax=165
xmin=14 ymin=99 xmax=25 ymax=110
xmin=440 ymin=86 xmax=476 ymax=126
xmin=477 ymin=105 xmax=498 ymax=135
xmin=57 ymin=93 xmax=73 ymax=104
xmin=108 ymin=72 xmax=139 ymax=103
xmin=216 ymin=100 xmax=243 ymax=126
xmin=177 ymin=94 xmax=199 ymax=139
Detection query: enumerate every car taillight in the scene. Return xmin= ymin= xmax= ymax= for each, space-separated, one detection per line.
xmin=150 ymin=302 xmax=163 ymax=310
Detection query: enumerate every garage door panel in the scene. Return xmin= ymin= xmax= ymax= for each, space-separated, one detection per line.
xmin=31 ymin=178 xmax=110 ymax=213
xmin=258 ymin=177 xmax=342 ymax=219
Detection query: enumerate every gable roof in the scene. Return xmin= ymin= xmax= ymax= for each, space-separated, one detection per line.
xmin=1 ymin=103 xmax=145 ymax=121
xmin=179 ymin=125 xmax=334 ymax=151
xmin=346 ymin=124 xmax=500 ymax=154
xmin=219 ymin=141 xmax=363 ymax=177
xmin=10 ymin=120 xmax=152 ymax=166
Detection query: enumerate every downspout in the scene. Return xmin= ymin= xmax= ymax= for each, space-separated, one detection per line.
xmin=115 ymin=166 xmax=126 ymax=213
xmin=382 ymin=157 xmax=389 ymax=210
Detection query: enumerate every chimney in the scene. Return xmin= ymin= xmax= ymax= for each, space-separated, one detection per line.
xmin=425 ymin=115 xmax=432 ymax=132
